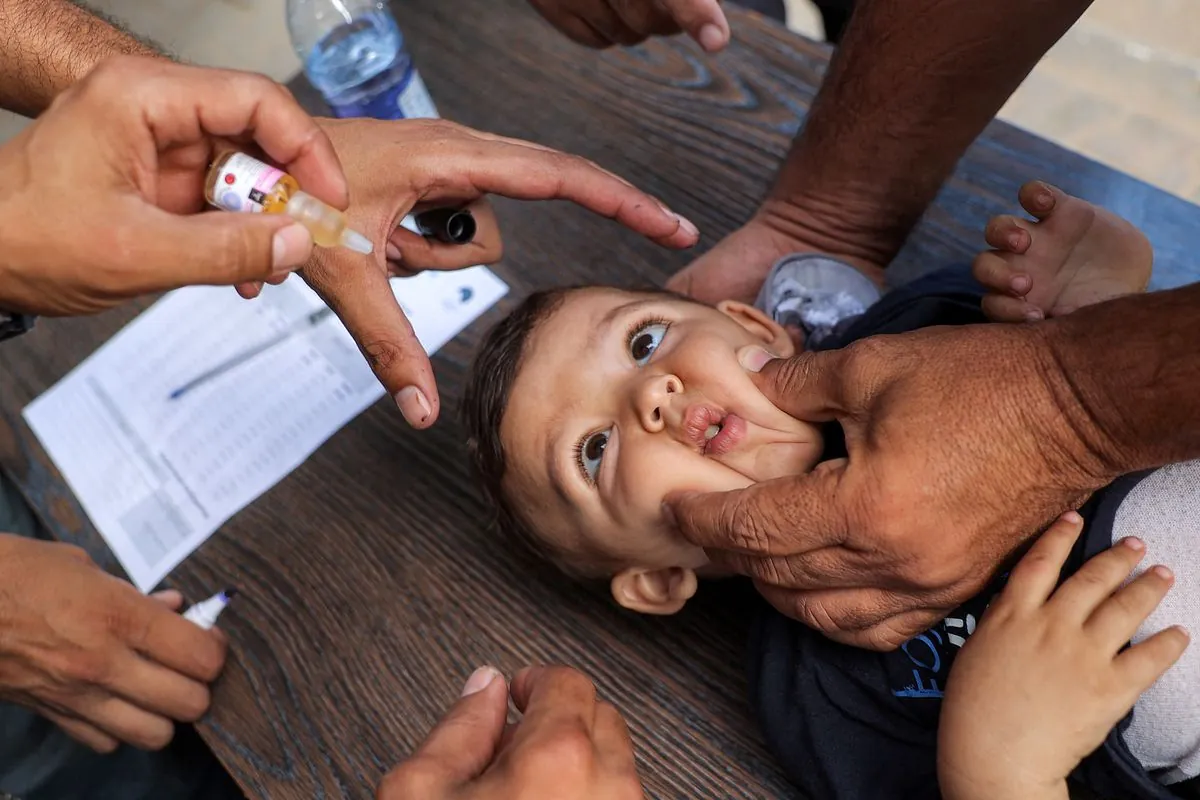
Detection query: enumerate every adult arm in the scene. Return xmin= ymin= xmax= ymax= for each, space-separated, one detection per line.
xmin=0 ymin=0 xmax=165 ymax=117
xmin=667 ymin=284 xmax=1200 ymax=650
xmin=669 ymin=0 xmax=1097 ymax=300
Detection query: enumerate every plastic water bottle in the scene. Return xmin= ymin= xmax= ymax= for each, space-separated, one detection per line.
xmin=287 ymin=0 xmax=438 ymax=120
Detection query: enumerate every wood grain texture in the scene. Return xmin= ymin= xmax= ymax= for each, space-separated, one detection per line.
xmin=0 ymin=1 xmax=1198 ymax=797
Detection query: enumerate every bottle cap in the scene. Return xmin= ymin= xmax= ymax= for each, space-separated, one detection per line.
xmin=340 ymin=228 xmax=374 ymax=255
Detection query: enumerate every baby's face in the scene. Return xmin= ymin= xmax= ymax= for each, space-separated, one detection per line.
xmin=501 ymin=288 xmax=823 ymax=598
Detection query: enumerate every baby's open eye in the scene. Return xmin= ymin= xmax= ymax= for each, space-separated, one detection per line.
xmin=577 ymin=429 xmax=610 ymax=483
xmin=629 ymin=321 xmax=669 ymax=365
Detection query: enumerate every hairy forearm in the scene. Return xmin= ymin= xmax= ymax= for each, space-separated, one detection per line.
xmin=1043 ymin=282 xmax=1200 ymax=480
xmin=768 ymin=0 xmax=1094 ymax=268
xmin=0 ymin=0 xmax=168 ymax=117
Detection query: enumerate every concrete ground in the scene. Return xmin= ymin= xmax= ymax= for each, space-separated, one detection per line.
xmin=0 ymin=0 xmax=1195 ymax=204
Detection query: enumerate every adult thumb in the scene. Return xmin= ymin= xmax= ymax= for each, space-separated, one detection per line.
xmin=393 ymin=667 xmax=508 ymax=790
xmin=741 ymin=346 xmax=847 ymax=422
xmin=130 ymin=209 xmax=314 ymax=290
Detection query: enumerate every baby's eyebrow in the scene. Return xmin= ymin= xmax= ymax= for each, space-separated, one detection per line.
xmin=586 ymin=297 xmax=662 ymax=352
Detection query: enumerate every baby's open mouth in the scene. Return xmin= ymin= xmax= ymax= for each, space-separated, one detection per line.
xmin=682 ymin=403 xmax=746 ymax=456
xmin=702 ymin=414 xmax=746 ymax=457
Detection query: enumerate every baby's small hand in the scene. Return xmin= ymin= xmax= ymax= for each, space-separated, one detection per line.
xmin=971 ymin=181 xmax=1152 ymax=322
xmin=938 ymin=511 xmax=1189 ymax=800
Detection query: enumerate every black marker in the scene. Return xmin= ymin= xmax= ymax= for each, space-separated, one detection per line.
xmin=413 ymin=208 xmax=477 ymax=245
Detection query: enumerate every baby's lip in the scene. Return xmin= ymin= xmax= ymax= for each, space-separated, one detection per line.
xmin=704 ymin=413 xmax=746 ymax=457
xmin=681 ymin=403 xmax=725 ymax=451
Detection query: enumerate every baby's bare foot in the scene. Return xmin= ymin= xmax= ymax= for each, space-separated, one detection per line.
xmin=971 ymin=181 xmax=1152 ymax=322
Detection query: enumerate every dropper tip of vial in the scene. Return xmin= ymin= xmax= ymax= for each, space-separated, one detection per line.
xmin=341 ymin=228 xmax=374 ymax=255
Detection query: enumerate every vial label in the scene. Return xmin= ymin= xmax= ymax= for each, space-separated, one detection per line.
xmin=212 ymin=153 xmax=285 ymax=213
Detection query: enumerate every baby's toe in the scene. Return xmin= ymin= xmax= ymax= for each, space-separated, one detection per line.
xmin=973 ymin=251 xmax=1032 ymax=296
xmin=982 ymin=294 xmax=1045 ymax=324
xmin=1018 ymin=180 xmax=1065 ymax=220
xmin=984 ymin=215 xmax=1034 ymax=253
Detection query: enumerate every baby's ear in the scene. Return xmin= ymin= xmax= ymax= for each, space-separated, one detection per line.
xmin=611 ymin=567 xmax=698 ymax=615
xmin=716 ymin=300 xmax=796 ymax=358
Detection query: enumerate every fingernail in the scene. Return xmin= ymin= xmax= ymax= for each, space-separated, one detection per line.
xmin=1153 ymin=565 xmax=1174 ymax=581
xmin=1173 ymin=625 xmax=1190 ymax=640
xmin=385 ymin=242 xmax=402 ymax=262
xmin=1062 ymin=510 xmax=1083 ymax=525
xmin=396 ymin=386 xmax=432 ymax=426
xmin=461 ymin=666 xmax=501 ymax=697
xmin=1024 ymin=308 xmax=1044 ymax=322
xmin=675 ymin=213 xmax=699 ymax=238
xmin=1121 ymin=536 xmax=1145 ymax=551
xmin=272 ymin=223 xmax=313 ymax=274
xmin=1008 ymin=233 xmax=1023 ymax=250
xmin=698 ymin=23 xmax=727 ymax=52
xmin=739 ymin=345 xmax=774 ymax=373
xmin=1011 ymin=275 xmax=1031 ymax=294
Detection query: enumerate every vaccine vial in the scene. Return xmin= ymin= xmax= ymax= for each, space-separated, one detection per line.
xmin=205 ymin=152 xmax=373 ymax=255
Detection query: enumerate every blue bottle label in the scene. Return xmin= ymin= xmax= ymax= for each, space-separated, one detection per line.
xmin=329 ymin=66 xmax=438 ymax=120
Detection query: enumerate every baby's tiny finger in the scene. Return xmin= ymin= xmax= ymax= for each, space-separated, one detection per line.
xmin=1087 ymin=564 xmax=1174 ymax=649
xmin=983 ymin=215 xmax=1033 ymax=253
xmin=1001 ymin=511 xmax=1083 ymax=610
xmin=982 ymin=293 xmax=1043 ymax=324
xmin=972 ymin=251 xmax=1031 ymax=297
xmin=1115 ymin=625 xmax=1189 ymax=698
xmin=1049 ymin=536 xmax=1147 ymax=622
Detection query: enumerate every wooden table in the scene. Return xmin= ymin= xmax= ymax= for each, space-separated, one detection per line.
xmin=2 ymin=1 xmax=1199 ymax=797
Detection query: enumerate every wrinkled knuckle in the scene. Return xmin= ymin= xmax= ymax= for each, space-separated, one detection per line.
xmin=726 ymin=495 xmax=772 ymax=555
xmin=793 ymin=595 xmax=840 ymax=634
xmin=360 ymin=338 xmax=406 ymax=374
xmin=771 ymin=354 xmax=814 ymax=393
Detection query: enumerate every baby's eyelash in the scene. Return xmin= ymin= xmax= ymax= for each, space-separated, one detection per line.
xmin=572 ymin=436 xmax=594 ymax=485
xmin=625 ymin=315 xmax=671 ymax=347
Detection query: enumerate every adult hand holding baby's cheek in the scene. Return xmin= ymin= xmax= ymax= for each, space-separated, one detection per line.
xmin=0 ymin=56 xmax=348 ymax=317
xmin=668 ymin=323 xmax=1122 ymax=651
xmin=301 ymin=117 xmax=699 ymax=428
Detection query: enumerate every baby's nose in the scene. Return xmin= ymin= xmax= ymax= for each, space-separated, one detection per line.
xmin=634 ymin=373 xmax=683 ymax=433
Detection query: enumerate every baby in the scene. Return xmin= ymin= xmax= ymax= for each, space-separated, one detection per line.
xmin=463 ymin=182 xmax=1196 ymax=799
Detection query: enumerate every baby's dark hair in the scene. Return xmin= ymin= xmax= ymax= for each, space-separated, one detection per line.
xmin=462 ymin=287 xmax=578 ymax=573
xmin=462 ymin=284 xmax=699 ymax=578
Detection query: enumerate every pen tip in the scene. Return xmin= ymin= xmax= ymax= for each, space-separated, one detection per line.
xmin=222 ymin=587 xmax=238 ymax=600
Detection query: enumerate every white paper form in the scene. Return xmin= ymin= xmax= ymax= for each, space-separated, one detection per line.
xmin=23 ymin=268 xmax=508 ymax=591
